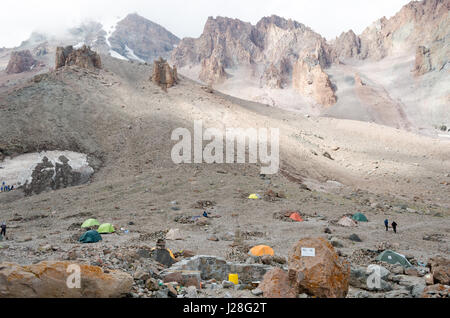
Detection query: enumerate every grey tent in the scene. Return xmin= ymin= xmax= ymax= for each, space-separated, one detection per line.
xmin=376 ymin=250 xmax=412 ymax=267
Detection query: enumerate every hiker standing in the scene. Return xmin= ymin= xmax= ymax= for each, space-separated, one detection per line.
xmin=0 ymin=222 xmax=6 ymax=238
xmin=392 ymin=221 xmax=398 ymax=234
xmin=384 ymin=219 xmax=389 ymax=231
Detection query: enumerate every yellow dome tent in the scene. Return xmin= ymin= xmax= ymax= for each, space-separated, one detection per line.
xmin=81 ymin=218 xmax=100 ymax=228
xmin=250 ymin=245 xmax=274 ymax=257
xmin=151 ymin=247 xmax=176 ymax=260
xmin=248 ymin=194 xmax=260 ymax=199
xmin=97 ymin=223 xmax=115 ymax=234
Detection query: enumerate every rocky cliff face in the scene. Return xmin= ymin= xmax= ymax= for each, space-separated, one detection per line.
xmin=331 ymin=30 xmax=361 ymax=61
xmin=55 ymin=45 xmax=102 ymax=70
xmin=5 ymin=50 xmax=38 ymax=74
xmin=292 ymin=56 xmax=336 ymax=106
xmin=109 ymin=13 xmax=180 ymax=62
xmin=172 ymin=15 xmax=331 ymax=87
xmin=331 ymin=0 xmax=449 ymax=67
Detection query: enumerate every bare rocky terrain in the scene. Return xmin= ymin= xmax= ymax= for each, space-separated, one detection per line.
xmin=0 ymin=53 xmax=449 ymax=298
xmin=0 ymin=0 xmax=448 ymax=299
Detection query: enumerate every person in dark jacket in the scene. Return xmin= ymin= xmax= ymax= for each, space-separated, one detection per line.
xmin=384 ymin=219 xmax=389 ymax=231
xmin=392 ymin=221 xmax=398 ymax=233
xmin=0 ymin=222 xmax=6 ymax=238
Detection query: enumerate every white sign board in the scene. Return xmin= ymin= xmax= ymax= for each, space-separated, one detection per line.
xmin=301 ymin=248 xmax=316 ymax=257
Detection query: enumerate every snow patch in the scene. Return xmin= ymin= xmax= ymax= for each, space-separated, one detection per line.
xmin=103 ymin=16 xmax=122 ymax=48
xmin=124 ymin=45 xmax=145 ymax=63
xmin=109 ymin=49 xmax=129 ymax=61
xmin=74 ymin=42 xmax=85 ymax=49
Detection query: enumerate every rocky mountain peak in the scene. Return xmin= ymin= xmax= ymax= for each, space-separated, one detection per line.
xmin=5 ymin=50 xmax=38 ymax=74
xmin=108 ymin=13 xmax=180 ymax=62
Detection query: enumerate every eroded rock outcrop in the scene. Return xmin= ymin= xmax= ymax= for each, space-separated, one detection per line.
xmin=292 ymin=56 xmax=337 ymax=106
xmin=199 ymin=56 xmax=229 ymax=85
xmin=331 ymin=30 xmax=361 ymax=61
xmin=260 ymin=64 xmax=283 ymax=89
xmin=55 ymin=45 xmax=102 ymax=70
xmin=0 ymin=261 xmax=133 ymax=298
xmin=23 ymin=156 xmax=91 ymax=196
xmin=5 ymin=50 xmax=38 ymax=74
xmin=288 ymin=237 xmax=350 ymax=298
xmin=414 ymin=46 xmax=433 ymax=76
xmin=152 ymin=57 xmax=179 ymax=89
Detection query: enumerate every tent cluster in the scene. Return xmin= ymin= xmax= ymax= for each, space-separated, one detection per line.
xmin=337 ymin=212 xmax=368 ymax=227
xmin=334 ymin=213 xmax=409 ymax=267
xmin=79 ymin=218 xmax=115 ymax=244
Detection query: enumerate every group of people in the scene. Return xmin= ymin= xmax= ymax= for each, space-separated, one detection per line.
xmin=0 ymin=182 xmax=14 ymax=192
xmin=385 ymin=219 xmax=398 ymax=233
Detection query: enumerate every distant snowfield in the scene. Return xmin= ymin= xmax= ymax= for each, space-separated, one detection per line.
xmin=0 ymin=151 xmax=94 ymax=188
xmin=102 ymin=18 xmax=145 ymax=63
xmin=124 ymin=45 xmax=145 ymax=63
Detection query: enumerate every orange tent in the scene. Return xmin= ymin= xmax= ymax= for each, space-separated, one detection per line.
xmin=250 ymin=245 xmax=274 ymax=257
xmin=289 ymin=212 xmax=303 ymax=222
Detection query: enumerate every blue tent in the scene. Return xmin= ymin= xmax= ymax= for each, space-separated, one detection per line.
xmin=79 ymin=230 xmax=102 ymax=243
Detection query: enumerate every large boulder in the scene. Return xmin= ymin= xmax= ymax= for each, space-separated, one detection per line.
xmin=6 ymin=50 xmax=37 ymax=74
xmin=0 ymin=261 xmax=133 ymax=298
xmin=349 ymin=265 xmax=392 ymax=291
xmin=258 ymin=267 xmax=297 ymax=298
xmin=428 ymin=257 xmax=450 ymax=285
xmin=288 ymin=237 xmax=350 ymax=298
xmin=421 ymin=284 xmax=450 ymax=298
xmin=55 ymin=45 xmax=102 ymax=70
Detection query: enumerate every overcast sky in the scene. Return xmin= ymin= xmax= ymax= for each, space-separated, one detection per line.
xmin=1 ymin=0 xmax=412 ymax=48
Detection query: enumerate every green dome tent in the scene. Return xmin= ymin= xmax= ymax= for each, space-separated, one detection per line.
xmin=81 ymin=218 xmax=100 ymax=228
xmin=376 ymin=250 xmax=412 ymax=267
xmin=98 ymin=223 xmax=115 ymax=234
xmin=79 ymin=230 xmax=102 ymax=243
xmin=352 ymin=212 xmax=368 ymax=222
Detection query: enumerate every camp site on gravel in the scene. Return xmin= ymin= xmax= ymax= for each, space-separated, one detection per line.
xmin=0 ymin=0 xmax=449 ymax=302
